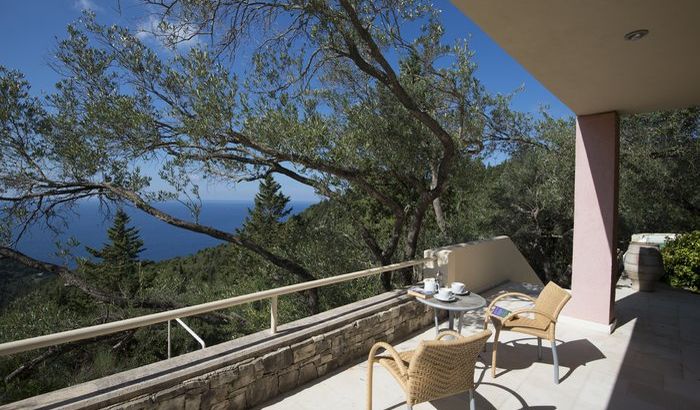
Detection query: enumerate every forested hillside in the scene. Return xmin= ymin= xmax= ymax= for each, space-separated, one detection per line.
xmin=0 ymin=258 xmax=48 ymax=309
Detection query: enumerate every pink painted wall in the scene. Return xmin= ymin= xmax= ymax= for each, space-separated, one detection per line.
xmin=564 ymin=112 xmax=619 ymax=325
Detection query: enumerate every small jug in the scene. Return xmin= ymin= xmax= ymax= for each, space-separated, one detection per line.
xmin=423 ymin=278 xmax=437 ymax=292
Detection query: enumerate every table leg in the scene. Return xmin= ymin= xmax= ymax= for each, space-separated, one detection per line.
xmin=433 ymin=307 xmax=440 ymax=337
xmin=457 ymin=312 xmax=463 ymax=334
xmin=448 ymin=311 xmax=454 ymax=331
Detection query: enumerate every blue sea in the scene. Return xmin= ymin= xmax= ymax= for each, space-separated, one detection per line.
xmin=14 ymin=200 xmax=314 ymax=265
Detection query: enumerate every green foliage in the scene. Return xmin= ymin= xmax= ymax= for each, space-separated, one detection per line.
xmin=484 ymin=116 xmax=576 ymax=285
xmin=662 ymin=231 xmax=700 ymax=292
xmin=619 ymin=108 xmax=700 ymax=241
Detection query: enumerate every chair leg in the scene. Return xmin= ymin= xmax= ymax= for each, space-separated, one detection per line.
xmin=469 ymin=388 xmax=476 ymax=410
xmin=551 ymin=339 xmax=559 ymax=384
xmin=434 ymin=307 xmax=440 ymax=337
xmin=367 ymin=360 xmax=374 ymax=410
xmin=537 ymin=337 xmax=542 ymax=360
xmin=491 ymin=326 xmax=500 ymax=377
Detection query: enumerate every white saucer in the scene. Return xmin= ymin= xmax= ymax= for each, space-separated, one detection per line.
xmin=453 ymin=290 xmax=470 ymax=296
xmin=435 ymin=295 xmax=457 ymax=302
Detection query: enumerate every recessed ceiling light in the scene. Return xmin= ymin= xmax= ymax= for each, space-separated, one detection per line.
xmin=624 ymin=29 xmax=649 ymax=41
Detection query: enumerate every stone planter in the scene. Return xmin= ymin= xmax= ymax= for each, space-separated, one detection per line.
xmin=623 ymin=242 xmax=664 ymax=291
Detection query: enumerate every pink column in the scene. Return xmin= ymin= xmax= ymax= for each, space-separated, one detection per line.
xmin=567 ymin=111 xmax=619 ymax=325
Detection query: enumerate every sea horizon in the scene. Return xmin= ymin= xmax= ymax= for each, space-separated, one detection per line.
xmin=14 ymin=199 xmax=317 ymax=266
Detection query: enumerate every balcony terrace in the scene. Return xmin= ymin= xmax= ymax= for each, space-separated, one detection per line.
xmin=2 ymin=237 xmax=698 ymax=410
xmin=265 ymin=279 xmax=700 ymax=410
xmin=1 ymin=2 xmax=699 ymax=407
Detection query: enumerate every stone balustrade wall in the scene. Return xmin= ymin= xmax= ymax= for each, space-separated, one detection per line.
xmin=113 ymin=297 xmax=434 ymax=410
xmin=3 ymin=292 xmax=438 ymax=410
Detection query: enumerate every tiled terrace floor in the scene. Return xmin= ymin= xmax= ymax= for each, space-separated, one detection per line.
xmin=260 ymin=278 xmax=700 ymax=409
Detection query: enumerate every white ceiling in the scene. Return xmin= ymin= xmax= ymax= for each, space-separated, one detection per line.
xmin=451 ymin=0 xmax=700 ymax=115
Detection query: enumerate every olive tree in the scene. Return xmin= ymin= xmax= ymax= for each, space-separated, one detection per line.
xmin=0 ymin=1 xmax=527 ymax=304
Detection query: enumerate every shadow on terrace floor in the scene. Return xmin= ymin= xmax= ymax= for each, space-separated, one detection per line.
xmin=602 ymin=280 xmax=700 ymax=410
xmin=485 ymin=337 xmax=605 ymax=383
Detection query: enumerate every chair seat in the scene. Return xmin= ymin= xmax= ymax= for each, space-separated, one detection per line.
xmin=486 ymin=282 xmax=572 ymax=384
xmin=504 ymin=314 xmax=550 ymax=330
xmin=377 ymin=350 xmax=414 ymax=389
xmin=504 ymin=325 xmax=550 ymax=340
xmin=490 ymin=313 xmax=552 ymax=339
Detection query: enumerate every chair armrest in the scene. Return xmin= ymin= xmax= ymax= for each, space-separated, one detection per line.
xmin=436 ymin=330 xmax=463 ymax=340
xmin=487 ymin=292 xmax=537 ymax=312
xmin=368 ymin=342 xmax=408 ymax=376
xmin=502 ymin=308 xmax=556 ymax=324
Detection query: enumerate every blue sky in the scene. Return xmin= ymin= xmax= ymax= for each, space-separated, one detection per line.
xmin=0 ymin=0 xmax=573 ymax=201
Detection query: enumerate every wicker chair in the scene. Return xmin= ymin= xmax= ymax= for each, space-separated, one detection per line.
xmin=366 ymin=329 xmax=491 ymax=410
xmin=484 ymin=281 xmax=571 ymax=384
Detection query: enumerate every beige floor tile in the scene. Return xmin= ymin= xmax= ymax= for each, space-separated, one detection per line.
xmin=471 ymin=381 xmax=519 ymax=409
xmin=574 ymin=369 xmax=618 ymax=403
xmin=571 ymin=396 xmax=607 ymax=410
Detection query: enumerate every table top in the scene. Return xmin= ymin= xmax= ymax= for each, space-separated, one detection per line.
xmin=415 ymin=292 xmax=486 ymax=312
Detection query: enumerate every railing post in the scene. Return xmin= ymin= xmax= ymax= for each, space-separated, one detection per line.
xmin=175 ymin=318 xmax=206 ymax=350
xmin=167 ymin=319 xmax=171 ymax=359
xmin=270 ymin=296 xmax=278 ymax=334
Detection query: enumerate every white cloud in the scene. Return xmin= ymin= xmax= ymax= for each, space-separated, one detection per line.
xmin=136 ymin=15 xmax=202 ymax=51
xmin=74 ymin=0 xmax=100 ymax=11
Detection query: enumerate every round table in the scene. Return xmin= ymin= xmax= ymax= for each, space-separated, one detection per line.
xmin=416 ymin=292 xmax=486 ymax=336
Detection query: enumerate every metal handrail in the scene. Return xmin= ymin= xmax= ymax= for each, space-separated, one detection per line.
xmin=168 ymin=318 xmax=205 ymax=359
xmin=0 ymin=257 xmax=433 ymax=357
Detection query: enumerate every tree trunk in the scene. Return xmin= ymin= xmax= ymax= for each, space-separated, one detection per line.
xmin=430 ymin=163 xmax=448 ymax=236
xmin=433 ymin=197 xmax=447 ymax=235
xmin=379 ymin=255 xmax=394 ymax=291
xmin=402 ymin=196 xmax=431 ymax=286
xmin=357 ymin=223 xmax=397 ymax=291
xmin=306 ymin=289 xmax=320 ymax=314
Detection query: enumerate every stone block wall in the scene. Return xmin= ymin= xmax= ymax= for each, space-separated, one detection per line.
xmin=105 ymin=297 xmax=435 ymax=410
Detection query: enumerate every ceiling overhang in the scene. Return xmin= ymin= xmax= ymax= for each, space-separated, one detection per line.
xmin=451 ymin=0 xmax=700 ymax=115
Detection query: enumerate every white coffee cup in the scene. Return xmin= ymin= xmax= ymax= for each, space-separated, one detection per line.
xmin=423 ymin=278 xmax=437 ymax=292
xmin=451 ymin=282 xmax=466 ymax=294
xmin=438 ymin=287 xmax=453 ymax=300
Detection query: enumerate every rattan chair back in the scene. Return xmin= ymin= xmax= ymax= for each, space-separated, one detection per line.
xmin=534 ymin=281 xmax=571 ymax=321
xmin=406 ymin=330 xmax=491 ymax=405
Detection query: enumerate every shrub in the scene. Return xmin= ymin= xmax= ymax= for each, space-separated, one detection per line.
xmin=662 ymin=231 xmax=700 ymax=292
